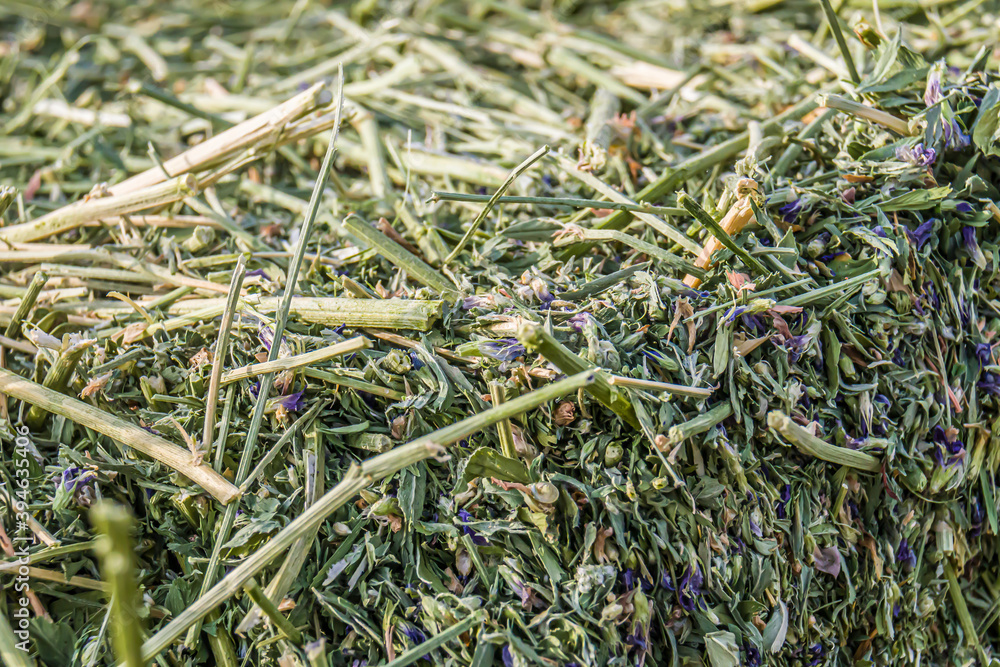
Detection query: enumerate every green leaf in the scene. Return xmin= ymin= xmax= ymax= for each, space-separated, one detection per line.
xmin=398 ymin=464 xmax=427 ymax=526
xmin=462 ymin=447 xmax=531 ymax=484
xmin=30 ymin=619 xmax=77 ymax=667
xmin=880 ymin=186 xmax=952 ymax=211
xmin=972 ymin=86 xmax=1000 ymax=156
xmin=762 ymin=600 xmax=789 ymax=653
xmin=326 ymin=420 xmax=371 ymax=434
xmin=704 ymin=630 xmax=740 ymax=667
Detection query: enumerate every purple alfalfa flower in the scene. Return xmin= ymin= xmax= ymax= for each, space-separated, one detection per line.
xmin=456 ymin=509 xmax=488 ymax=545
xmin=480 ymin=339 xmax=526 ymax=363
xmin=256 ymin=321 xmax=292 ymax=358
xmin=567 ymin=312 xmax=592 ymax=332
xmin=258 ymin=323 xmax=275 ymax=353
xmin=932 ymin=428 xmax=964 ymax=466
xmin=978 ymin=372 xmax=1000 ymax=395
xmin=962 ymin=226 xmax=987 ymax=267
xmin=245 ymin=268 xmax=270 ymax=279
xmin=779 ymin=199 xmax=804 ymax=224
xmin=942 ymin=118 xmax=971 ymax=150
xmin=622 ymin=569 xmax=637 ymax=590
xmin=956 ymin=202 xmax=974 ymax=213
xmin=409 ymin=351 xmax=425 ymax=370
xmin=974 ymin=342 xmax=992 ymax=366
xmin=60 ymin=467 xmax=95 ymax=493
xmin=924 ymin=65 xmax=942 ymax=107
xmin=818 ymin=251 xmax=848 ymax=264
xmin=625 ymin=629 xmax=648 ymax=651
xmin=502 ymin=645 xmax=514 ymax=667
xmin=962 ymin=225 xmax=978 ymax=250
xmin=807 ymin=643 xmax=825 ymax=667
xmin=971 ymin=496 xmax=984 ymax=525
xmin=677 ymin=565 xmax=705 ymax=611
xmin=643 ymin=348 xmax=672 ymax=368
xmin=895 ymin=143 xmax=937 ymax=167
xmin=741 ymin=313 xmax=766 ymax=334
xmin=776 ymin=484 xmax=791 ymax=519
xmin=724 ymin=306 xmax=748 ymax=323
xmin=462 ymin=295 xmax=491 ymax=310
xmin=60 ymin=466 xmax=80 ymax=491
xmin=773 ymin=334 xmax=811 ymax=364
xmin=897 ymin=538 xmax=917 ymax=569
xmin=267 ymin=390 xmax=305 ymax=414
xmin=906 ymin=219 xmax=936 ymax=250
xmin=944 ymin=438 xmax=965 ymax=458
xmin=660 ymin=570 xmax=674 ymax=591
xmin=401 ymin=627 xmax=426 ymax=643
xmin=744 ymin=643 xmax=762 ymax=667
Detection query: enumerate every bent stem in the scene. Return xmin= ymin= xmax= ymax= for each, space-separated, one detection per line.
xmin=767 ymin=410 xmax=881 ymax=472
xmin=443 ymin=145 xmax=549 ymax=265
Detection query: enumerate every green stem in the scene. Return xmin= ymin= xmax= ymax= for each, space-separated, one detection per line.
xmin=777 ymin=268 xmax=882 ymax=308
xmin=944 ymin=561 xmax=985 ymax=661
xmin=220 ymin=337 xmax=370 ymax=386
xmin=677 ymin=192 xmax=769 ymax=278
xmin=202 ymin=256 xmax=246 ymax=457
xmin=0 ymin=607 xmax=31 ymax=667
xmin=306 ymin=639 xmax=330 ymax=667
xmin=344 ymin=216 xmax=457 ymax=297
xmin=395 ymin=199 xmax=449 ymax=266
xmin=185 ymin=69 xmax=346 ymax=653
xmin=4 ymin=270 xmax=47 ymax=340
xmin=818 ymin=0 xmax=860 ymax=83
xmin=0 ymin=368 xmax=239 ymax=503
xmin=608 ymin=375 xmax=713 ymax=398
xmin=819 ymin=94 xmax=912 ymax=135
xmin=91 ymin=503 xmax=144 ymax=667
xmin=516 ymin=321 xmax=638 ymax=429
xmin=383 ymin=611 xmax=485 ymax=667
xmin=432 ymin=191 xmax=686 ymax=218
xmin=0 ymin=186 xmax=16 ymax=219
xmin=666 ymin=402 xmax=733 ymax=446
xmin=0 ymin=175 xmax=199 ymax=244
xmin=26 ymin=337 xmax=95 ymax=429
xmin=302 ymin=368 xmax=404 ymax=400
xmin=489 ymin=382 xmax=518 ymax=459
xmin=443 ymin=145 xmax=548 ymax=265
xmin=553 ymin=228 xmax=704 ymax=279
xmin=239 ymin=423 xmax=326 ymax=634
xmin=242 ymin=578 xmax=302 ymax=644
xmin=767 ymin=410 xmax=881 ymax=472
